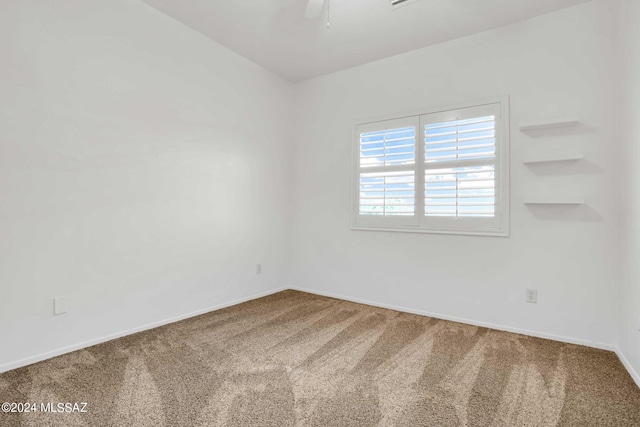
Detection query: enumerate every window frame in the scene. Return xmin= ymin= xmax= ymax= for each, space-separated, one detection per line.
xmin=351 ymin=96 xmax=510 ymax=237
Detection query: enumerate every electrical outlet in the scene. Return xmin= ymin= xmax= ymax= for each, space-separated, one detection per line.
xmin=526 ymin=289 xmax=537 ymax=304
xmin=256 ymin=264 xmax=262 ymax=275
xmin=54 ymin=296 xmax=68 ymax=315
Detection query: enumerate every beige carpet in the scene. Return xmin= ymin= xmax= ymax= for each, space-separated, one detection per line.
xmin=1 ymin=290 xmax=639 ymax=426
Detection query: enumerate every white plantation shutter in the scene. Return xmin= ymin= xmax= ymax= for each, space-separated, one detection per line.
xmin=359 ymin=171 xmax=415 ymax=216
xmin=360 ymin=126 xmax=416 ymax=170
xmin=424 ymin=165 xmax=495 ymax=217
xmin=355 ymin=117 xmax=419 ymax=227
xmin=353 ymin=99 xmax=509 ymax=236
xmin=423 ymin=110 xmax=497 ymax=218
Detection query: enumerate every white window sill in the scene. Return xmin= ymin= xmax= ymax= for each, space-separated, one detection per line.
xmin=350 ymin=225 xmax=509 ymax=237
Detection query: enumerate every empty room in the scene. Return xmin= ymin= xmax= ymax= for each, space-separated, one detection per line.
xmin=1 ymin=0 xmax=640 ymax=425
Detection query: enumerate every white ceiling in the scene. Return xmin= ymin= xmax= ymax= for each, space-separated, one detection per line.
xmin=141 ymin=0 xmax=590 ymax=82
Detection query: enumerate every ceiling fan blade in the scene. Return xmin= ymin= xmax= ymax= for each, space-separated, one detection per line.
xmin=304 ymin=0 xmax=325 ymax=19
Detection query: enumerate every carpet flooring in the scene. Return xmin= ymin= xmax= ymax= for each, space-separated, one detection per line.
xmin=1 ymin=290 xmax=639 ymax=426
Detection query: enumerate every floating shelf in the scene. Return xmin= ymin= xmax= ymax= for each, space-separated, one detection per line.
xmin=522 ymin=151 xmax=583 ymax=164
xmin=524 ymin=198 xmax=584 ymax=205
xmin=519 ymin=118 xmax=580 ymax=132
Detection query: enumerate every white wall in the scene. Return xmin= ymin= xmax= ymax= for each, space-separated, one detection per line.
xmin=0 ymin=0 xmax=293 ymax=370
xmin=1 ymin=0 xmax=633 ymax=375
xmin=620 ymin=0 xmax=640 ymax=380
xmin=289 ymin=1 xmax=622 ymax=349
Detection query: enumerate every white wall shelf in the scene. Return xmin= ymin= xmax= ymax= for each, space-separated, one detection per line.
xmin=524 ymin=198 xmax=584 ymax=205
xmin=522 ymin=151 xmax=583 ymax=164
xmin=519 ymin=118 xmax=580 ymax=132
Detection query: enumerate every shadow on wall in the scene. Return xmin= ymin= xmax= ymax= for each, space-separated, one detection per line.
xmin=525 ymin=204 xmax=603 ymax=222
xmin=526 ymin=159 xmax=602 ymax=176
xmin=520 ymin=123 xmax=598 ymax=139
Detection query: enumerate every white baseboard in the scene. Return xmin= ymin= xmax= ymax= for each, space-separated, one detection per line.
xmin=0 ymin=287 xmax=287 ymax=374
xmin=616 ymin=348 xmax=640 ymax=389
xmin=289 ymin=286 xmax=617 ymax=352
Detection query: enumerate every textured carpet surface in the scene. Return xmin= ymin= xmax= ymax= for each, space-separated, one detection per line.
xmin=1 ymin=290 xmax=639 ymax=426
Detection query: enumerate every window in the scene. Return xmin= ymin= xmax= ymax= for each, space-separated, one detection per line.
xmin=352 ymin=98 xmax=509 ymax=236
